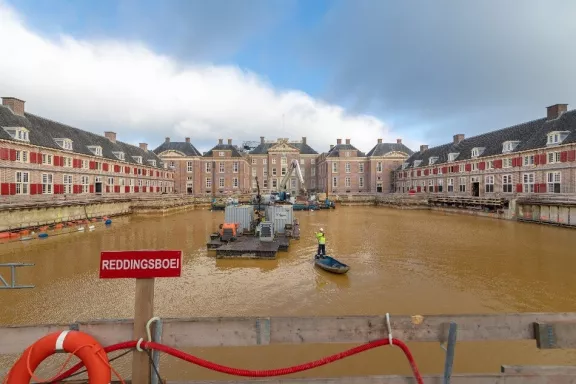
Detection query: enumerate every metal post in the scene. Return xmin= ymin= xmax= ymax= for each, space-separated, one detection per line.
xmin=0 ymin=263 xmax=34 ymax=289
xmin=151 ymin=318 xmax=163 ymax=384
xmin=443 ymin=322 xmax=458 ymax=384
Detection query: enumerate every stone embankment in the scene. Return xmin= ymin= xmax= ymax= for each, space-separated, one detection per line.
xmin=374 ymin=195 xmax=429 ymax=209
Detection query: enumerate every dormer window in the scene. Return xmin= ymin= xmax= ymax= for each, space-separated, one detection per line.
xmin=87 ymin=145 xmax=103 ymax=156
xmin=413 ymin=160 xmax=422 ymax=167
xmin=148 ymin=159 xmax=157 ymax=167
xmin=113 ymin=151 xmax=125 ymax=161
xmin=3 ymin=127 xmax=29 ymax=142
xmin=471 ymin=147 xmax=485 ymax=158
xmin=54 ymin=138 xmax=73 ymax=151
xmin=429 ymin=156 xmax=438 ymax=165
xmin=547 ymin=131 xmax=570 ymax=145
xmin=132 ymin=156 xmax=143 ymax=164
xmin=448 ymin=152 xmax=459 ymax=162
xmin=502 ymin=141 xmax=520 ymax=153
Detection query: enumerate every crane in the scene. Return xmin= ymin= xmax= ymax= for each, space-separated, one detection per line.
xmin=277 ymin=159 xmax=307 ymax=201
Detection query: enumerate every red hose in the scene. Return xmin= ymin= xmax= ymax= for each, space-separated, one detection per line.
xmin=50 ymin=338 xmax=423 ymax=383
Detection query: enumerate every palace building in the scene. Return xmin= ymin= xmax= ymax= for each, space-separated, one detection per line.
xmin=394 ymin=104 xmax=576 ymax=197
xmin=0 ymin=96 xmax=175 ymax=200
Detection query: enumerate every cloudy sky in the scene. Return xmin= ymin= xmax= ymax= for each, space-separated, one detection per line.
xmin=0 ymin=0 xmax=575 ymax=154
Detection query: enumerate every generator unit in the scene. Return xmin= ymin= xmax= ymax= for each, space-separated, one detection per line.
xmin=259 ymin=221 xmax=274 ymax=242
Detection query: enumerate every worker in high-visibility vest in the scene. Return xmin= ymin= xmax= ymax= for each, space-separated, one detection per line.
xmin=315 ymin=228 xmax=326 ymax=256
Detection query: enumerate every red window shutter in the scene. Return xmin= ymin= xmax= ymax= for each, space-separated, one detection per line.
xmin=424 ymin=169 xmax=429 ymax=176
xmin=125 ymin=186 xmax=130 ymax=193
xmin=568 ymin=150 xmax=576 ymax=162
xmin=534 ymin=154 xmax=540 ymax=165
xmin=416 ymin=186 xmax=421 ymax=192
xmin=53 ymin=184 xmax=59 ymax=194
xmin=0 ymin=183 xmax=9 ymax=195
xmin=515 ymin=157 xmax=522 ymax=167
xmin=115 ymin=185 xmax=120 ymax=193
xmin=453 ymin=166 xmax=459 ymax=173
xmin=103 ymin=163 xmax=109 ymax=172
xmin=516 ymin=183 xmax=523 ymax=193
xmin=511 ymin=157 xmax=517 ymax=167
xmin=36 ymin=153 xmax=43 ymax=164
xmin=539 ymin=154 xmax=546 ymax=164
xmin=28 ymin=152 xmax=36 ymax=163
xmin=89 ymin=185 xmax=94 ymax=193
xmin=133 ymin=167 xmax=137 ymax=175
xmin=143 ymin=186 xmax=147 ymax=193
xmin=58 ymin=184 xmax=65 ymax=194
xmin=125 ymin=166 xmax=130 ymax=174
xmin=9 ymin=183 xmax=16 ymax=195
xmin=89 ymin=161 xmax=96 ymax=170
xmin=156 ymin=171 xmax=160 ymax=177
xmin=442 ymin=167 xmax=448 ymax=173
xmin=478 ymin=162 xmax=485 ymax=170
xmin=434 ymin=186 xmax=438 ymax=192
xmin=9 ymin=149 xmax=17 ymax=161
xmin=560 ymin=151 xmax=568 ymax=162
xmin=494 ymin=159 xmax=502 ymax=169
xmin=30 ymin=184 xmax=37 ymax=195
xmin=135 ymin=186 xmax=140 ymax=193
xmin=114 ymin=165 xmax=119 ymax=172
xmin=0 ymin=148 xmax=8 ymax=160
xmin=540 ymin=183 xmax=547 ymax=192
xmin=465 ymin=164 xmax=471 ymax=171
xmin=433 ymin=168 xmax=438 ymax=174
xmin=417 ymin=170 xmax=421 ymax=177
xmin=36 ymin=183 xmax=43 ymax=194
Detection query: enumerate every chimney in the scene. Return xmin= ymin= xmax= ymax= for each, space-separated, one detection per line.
xmin=260 ymin=136 xmax=265 ymax=144
xmin=104 ymin=132 xmax=117 ymax=143
xmin=547 ymin=104 xmax=568 ymax=120
xmin=397 ymin=138 xmax=402 ymax=144
xmin=165 ymin=137 xmax=170 ymax=143
xmin=139 ymin=143 xmax=148 ymax=151
xmin=420 ymin=144 xmax=428 ymax=152
xmin=218 ymin=138 xmax=223 ymax=145
xmin=1 ymin=97 xmax=25 ymax=116
xmin=330 ymin=145 xmax=334 ymax=150
xmin=227 ymin=139 xmax=232 ymax=145
xmin=345 ymin=138 xmax=351 ymax=145
xmin=337 ymin=138 xmax=342 ymax=145
xmin=453 ymin=134 xmax=465 ymax=144
xmin=302 ymin=137 xmax=307 ymax=145
xmin=185 ymin=137 xmax=190 ymax=143
xmin=378 ymin=138 xmax=383 ymax=144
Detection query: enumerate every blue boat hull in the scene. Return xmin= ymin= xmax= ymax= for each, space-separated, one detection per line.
xmin=314 ymin=255 xmax=350 ymax=274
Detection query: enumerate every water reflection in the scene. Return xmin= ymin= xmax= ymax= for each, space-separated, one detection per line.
xmin=314 ymin=269 xmax=351 ymax=290
xmin=214 ymin=259 xmax=279 ymax=273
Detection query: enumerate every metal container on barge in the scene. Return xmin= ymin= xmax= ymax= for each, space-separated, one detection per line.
xmin=265 ymin=205 xmax=293 ymax=234
xmin=224 ymin=205 xmax=254 ymax=233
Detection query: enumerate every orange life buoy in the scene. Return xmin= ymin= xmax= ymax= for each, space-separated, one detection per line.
xmin=5 ymin=330 xmax=111 ymax=384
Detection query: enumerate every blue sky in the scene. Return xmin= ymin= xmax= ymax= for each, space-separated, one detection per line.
xmin=1 ymin=0 xmax=576 ymax=153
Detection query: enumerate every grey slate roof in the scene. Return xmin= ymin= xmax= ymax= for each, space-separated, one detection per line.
xmin=401 ymin=108 xmax=576 ymax=169
xmin=153 ymin=141 xmax=202 ymax=157
xmin=203 ymin=143 xmax=244 ymax=158
xmin=366 ymin=142 xmax=415 ymax=157
xmin=0 ymin=105 xmax=164 ymax=168
xmin=249 ymin=141 xmax=318 ymax=155
xmin=326 ymin=143 xmax=366 ymax=157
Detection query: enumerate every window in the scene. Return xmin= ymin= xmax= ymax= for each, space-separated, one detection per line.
xmin=447 ymin=178 xmax=454 ymax=192
xmin=272 ymin=168 xmax=277 ymax=176
xmin=547 ymin=171 xmax=561 ymax=193
xmin=332 ymin=177 xmax=337 ymax=188
xmin=251 ymin=167 xmax=256 ymax=176
xmin=359 ymin=177 xmax=364 ymax=188
xmin=311 ymin=168 xmax=315 ymax=176
xmin=459 ymin=164 xmax=465 ymax=172
xmin=252 ymin=158 xmax=257 ymax=164
xmin=502 ymin=175 xmax=513 ymax=193
xmin=547 ymin=131 xmax=569 ymax=145
xmin=219 ymin=162 xmax=225 ymax=173
xmin=448 ymin=153 xmax=459 ymax=162
xmin=87 ymin=146 xmax=103 ymax=156
xmin=187 ymin=162 xmax=193 ymax=172
xmin=523 ymin=155 xmax=534 ymax=166
xmin=437 ymin=179 xmax=443 ymax=192
xmin=345 ymin=177 xmax=351 ymax=187
xmin=486 ymin=160 xmax=494 ymax=170
xmin=15 ymin=150 xmax=28 ymax=163
xmin=344 ymin=151 xmax=350 ymax=157
xmin=345 ymin=162 xmax=351 ymax=173
xmin=272 ymin=179 xmax=277 ymax=188
xmin=218 ymin=151 xmax=225 ymax=157
xmin=291 ymin=179 xmax=297 ymax=188
xmin=205 ymin=177 xmax=212 ymax=188
xmin=359 ymin=163 xmax=364 ymax=173
xmin=281 ymin=167 xmax=287 ymax=176
xmin=332 ymin=163 xmax=338 ymax=173
xmin=471 ymin=148 xmax=482 ymax=157
xmin=428 ymin=179 xmax=434 ymax=193
xmin=233 ymin=178 xmax=239 ymax=188
xmin=311 ymin=179 xmax=316 ymax=188
xmin=471 ymin=163 xmax=478 ymax=171
xmin=459 ymin=177 xmax=466 ymax=192
xmin=376 ymin=162 xmax=382 ymax=172
xmin=429 ymin=157 xmax=438 ymax=165
xmin=502 ymin=141 xmax=519 ymax=153
xmin=81 ymin=176 xmax=89 ymax=193
xmin=4 ymin=127 xmax=30 ymax=142
xmin=300 ymin=159 xmax=305 ymax=165
xmin=42 ymin=154 xmax=53 ymax=165
xmin=148 ymin=159 xmax=157 ymax=167
xmin=62 ymin=157 xmax=72 ymax=167
xmin=503 ymin=158 xmax=512 ymax=168
xmin=63 ymin=174 xmax=73 ymax=194
xmin=263 ymin=158 xmax=267 ymax=165
xmin=42 ymin=173 xmax=53 ymax=194
xmin=108 ymin=177 xmax=114 ymax=186
xmin=523 ymin=173 xmax=535 ymax=193
xmin=485 ymin=175 xmax=494 ymax=192
xmin=233 ymin=162 xmax=239 ymax=173
xmin=547 ymin=152 xmax=560 ymax=164
xmin=263 ymin=169 xmax=268 ymax=177
xmin=263 ymin=179 xmax=268 ymax=188
xmin=272 ymin=157 xmax=276 ymax=164
xmin=15 ymin=171 xmax=29 ymax=194
xmin=413 ymin=160 xmax=422 ymax=167
xmin=113 ymin=151 xmax=125 ymax=160
xmin=219 ymin=178 xmax=225 ymax=188
xmin=205 ymin=162 xmax=212 ymax=173
xmin=438 ymin=167 xmax=443 ymax=175
xmin=311 ymin=158 xmax=315 ymax=164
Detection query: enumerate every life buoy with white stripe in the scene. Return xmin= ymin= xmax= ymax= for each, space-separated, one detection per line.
xmin=5 ymin=330 xmax=111 ymax=383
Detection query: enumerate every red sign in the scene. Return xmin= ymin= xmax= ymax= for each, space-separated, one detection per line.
xmin=99 ymin=250 xmax=182 ymax=279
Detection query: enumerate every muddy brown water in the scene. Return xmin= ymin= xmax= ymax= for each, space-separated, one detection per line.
xmin=1 ymin=206 xmax=576 ymax=381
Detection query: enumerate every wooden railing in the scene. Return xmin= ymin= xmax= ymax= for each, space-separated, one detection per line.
xmin=3 ymin=312 xmax=576 ymax=383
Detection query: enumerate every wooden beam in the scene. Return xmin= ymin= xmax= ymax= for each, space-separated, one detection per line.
xmin=4 ymin=313 xmax=576 ymax=355
xmin=132 ymin=278 xmax=155 ymax=384
xmin=62 ymin=373 xmax=576 ymax=384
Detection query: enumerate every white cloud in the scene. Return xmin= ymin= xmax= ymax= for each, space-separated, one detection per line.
xmin=0 ymin=1 xmax=417 ymax=153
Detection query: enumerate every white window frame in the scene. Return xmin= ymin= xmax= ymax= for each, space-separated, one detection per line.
xmin=15 ymin=171 xmax=30 ymax=195
xmin=523 ymin=173 xmax=535 ymax=193
xmin=64 ymin=174 xmax=73 ymax=194
xmin=547 ymin=171 xmax=561 ymax=193
xmin=485 ymin=175 xmax=494 ymax=193
xmin=42 ymin=173 xmax=53 ymax=194
xmin=502 ymin=174 xmax=513 ymax=193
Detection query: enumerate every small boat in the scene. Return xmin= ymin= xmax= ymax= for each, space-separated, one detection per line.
xmin=314 ymin=254 xmax=350 ymax=274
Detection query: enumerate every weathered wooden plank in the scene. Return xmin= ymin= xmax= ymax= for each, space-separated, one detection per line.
xmin=4 ymin=313 xmax=576 ymax=355
xmin=66 ymin=374 xmax=576 ymax=384
xmin=502 ymin=365 xmax=576 ymax=375
xmin=534 ymin=322 xmax=576 ymax=349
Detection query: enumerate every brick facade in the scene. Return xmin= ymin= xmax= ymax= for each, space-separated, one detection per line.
xmin=395 ymin=104 xmax=576 ymax=198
